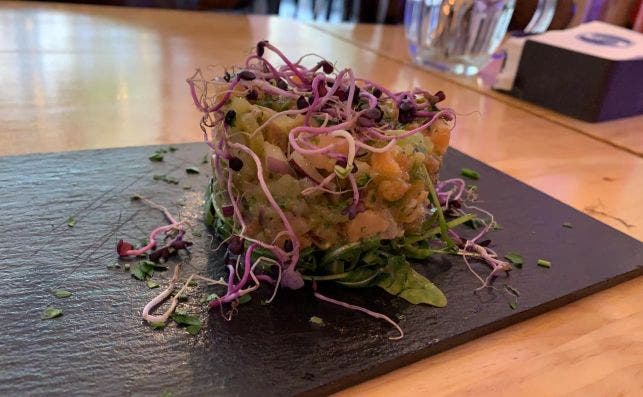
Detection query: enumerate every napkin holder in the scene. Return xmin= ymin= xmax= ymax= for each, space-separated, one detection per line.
xmin=494 ymin=21 xmax=643 ymax=122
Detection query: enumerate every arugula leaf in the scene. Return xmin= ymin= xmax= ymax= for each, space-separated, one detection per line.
xmin=504 ymin=252 xmax=524 ymax=268
xmin=185 ymin=166 xmax=200 ymax=174
xmin=42 ymin=307 xmax=63 ymax=320
xmin=377 ymin=256 xmax=447 ymax=307
xmin=52 ymin=289 xmax=72 ymax=298
xmin=336 ymin=267 xmax=379 ymax=287
xmin=130 ymin=265 xmax=147 ymax=280
xmin=67 ymin=216 xmax=76 ymax=227
xmin=460 ymin=168 xmax=480 ymax=180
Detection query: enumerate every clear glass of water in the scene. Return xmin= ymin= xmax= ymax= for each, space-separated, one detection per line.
xmin=404 ymin=0 xmax=556 ymax=76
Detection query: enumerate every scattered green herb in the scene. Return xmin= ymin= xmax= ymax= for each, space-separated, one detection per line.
xmin=146 ymin=279 xmax=159 ymax=289
xmin=67 ymin=216 xmax=76 ymax=227
xmin=130 ymin=194 xmax=142 ymax=201
xmin=168 ymin=146 xmax=178 ymax=152
xmin=464 ymin=217 xmax=485 ymax=230
xmin=537 ymin=259 xmax=551 ymax=268
xmin=149 ymin=151 xmax=164 ymax=162
xmin=201 ymin=154 xmax=209 ymax=164
xmin=171 ymin=311 xmax=202 ymax=335
xmin=238 ymin=294 xmax=252 ymax=305
xmin=191 ymin=230 xmax=202 ymax=238
xmin=130 ymin=261 xmax=155 ymax=280
xmin=42 ymin=307 xmax=63 ymax=320
xmin=562 ymin=222 xmax=573 ymax=229
xmin=161 ymin=391 xmax=173 ymax=397
xmin=309 ymin=316 xmax=325 ymax=326
xmin=509 ymin=301 xmax=518 ymax=310
xmin=182 ymin=185 xmax=192 ymax=190
xmin=151 ymin=321 xmax=166 ymax=330
xmin=52 ymin=289 xmax=72 ymax=299
xmin=504 ymin=252 xmax=524 ymax=268
xmin=153 ymin=175 xmax=179 ymax=185
xmin=185 ymin=166 xmax=200 ymax=174
xmin=107 ymin=263 xmax=121 ymax=270
xmin=492 ymin=222 xmax=503 ymax=231
xmin=176 ymin=293 xmax=188 ymax=301
xmin=123 ymin=264 xmax=130 ymax=271
xmin=504 ymin=284 xmax=521 ymax=297
xmin=140 ymin=259 xmax=167 ymax=271
xmin=460 ymin=168 xmax=480 ymax=180
xmin=188 ymin=279 xmax=198 ymax=287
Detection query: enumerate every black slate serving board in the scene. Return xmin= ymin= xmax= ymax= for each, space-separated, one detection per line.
xmin=0 ymin=143 xmax=641 ymax=397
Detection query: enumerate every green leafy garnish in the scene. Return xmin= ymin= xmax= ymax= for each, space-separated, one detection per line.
xmin=562 ymin=222 xmax=573 ymax=229
xmin=185 ymin=166 xmax=200 ymax=174
xmin=130 ymin=194 xmax=142 ymax=201
xmin=168 ymin=146 xmax=178 ymax=152
xmin=460 ymin=168 xmax=480 ymax=180
xmin=356 ymin=174 xmax=371 ymax=187
xmin=237 ymin=294 xmax=252 ymax=305
xmin=130 ymin=261 xmax=155 ymax=280
xmin=146 ymin=279 xmax=159 ymax=289
xmin=151 ymin=321 xmax=166 ymax=330
xmin=153 ymin=175 xmax=179 ymax=185
xmin=171 ymin=311 xmax=202 ymax=335
xmin=67 ymin=216 xmax=76 ymax=227
xmin=537 ymin=259 xmax=551 ymax=268
xmin=504 ymin=252 xmax=524 ymax=268
xmin=149 ymin=151 xmax=164 ymax=162
xmin=509 ymin=301 xmax=517 ymax=310
xmin=52 ymin=289 xmax=72 ymax=298
xmin=309 ymin=316 xmax=325 ymax=326
xmin=377 ymin=256 xmax=447 ymax=307
xmin=42 ymin=307 xmax=63 ymax=320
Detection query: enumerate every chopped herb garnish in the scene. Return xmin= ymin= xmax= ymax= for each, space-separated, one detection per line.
xmin=151 ymin=321 xmax=166 ymax=330
xmin=182 ymin=185 xmax=192 ymax=190
xmin=562 ymin=222 xmax=573 ymax=229
xmin=537 ymin=259 xmax=551 ymax=268
xmin=504 ymin=285 xmax=521 ymax=297
xmin=464 ymin=217 xmax=485 ymax=230
xmin=146 ymin=279 xmax=159 ymax=289
xmin=188 ymin=280 xmax=198 ymax=287
xmin=67 ymin=216 xmax=76 ymax=227
xmin=237 ymin=294 xmax=252 ymax=304
xmin=504 ymin=252 xmax=524 ymax=268
xmin=185 ymin=166 xmax=200 ymax=174
xmin=206 ymin=293 xmax=218 ymax=303
xmin=107 ymin=263 xmax=121 ymax=270
xmin=191 ymin=230 xmax=202 ymax=237
xmin=509 ymin=301 xmax=517 ymax=310
xmin=171 ymin=311 xmax=202 ymax=335
xmin=42 ymin=307 xmax=63 ymax=320
xmin=201 ymin=154 xmax=209 ymax=164
xmin=149 ymin=151 xmax=164 ymax=162
xmin=130 ymin=194 xmax=141 ymax=201
xmin=153 ymin=175 xmax=179 ymax=185
xmin=52 ymin=289 xmax=72 ymax=298
xmin=309 ymin=316 xmax=325 ymax=326
xmin=168 ymin=146 xmax=178 ymax=152
xmin=460 ymin=168 xmax=480 ymax=180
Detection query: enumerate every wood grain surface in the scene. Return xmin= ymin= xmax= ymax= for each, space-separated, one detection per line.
xmin=309 ymin=22 xmax=643 ymax=155
xmin=0 ymin=2 xmax=641 ymax=396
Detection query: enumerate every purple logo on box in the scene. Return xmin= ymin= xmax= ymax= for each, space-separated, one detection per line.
xmin=576 ymin=32 xmax=632 ymax=48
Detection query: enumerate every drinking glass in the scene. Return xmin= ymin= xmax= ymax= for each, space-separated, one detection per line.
xmin=404 ymin=0 xmax=557 ymax=76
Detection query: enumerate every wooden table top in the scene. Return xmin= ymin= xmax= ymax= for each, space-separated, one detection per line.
xmin=310 ymin=22 xmax=643 ymax=156
xmin=1 ymin=2 xmax=641 ymax=396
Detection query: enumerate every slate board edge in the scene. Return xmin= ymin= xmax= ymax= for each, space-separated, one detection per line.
xmin=302 ymin=266 xmax=642 ymax=397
